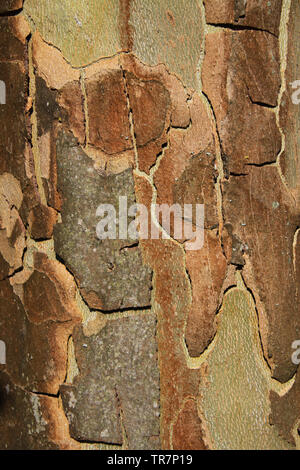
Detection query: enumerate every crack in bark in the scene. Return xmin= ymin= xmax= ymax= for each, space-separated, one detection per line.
xmin=115 ymin=386 xmax=128 ymax=449
xmin=206 ymin=22 xmax=278 ymax=38
xmin=27 ymin=33 xmax=47 ymax=205
xmin=0 ymin=8 xmax=23 ymax=17
xmin=245 ymin=161 xmax=277 ymax=168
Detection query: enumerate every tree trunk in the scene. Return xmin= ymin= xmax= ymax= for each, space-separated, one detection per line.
xmin=0 ymin=0 xmax=299 ymax=450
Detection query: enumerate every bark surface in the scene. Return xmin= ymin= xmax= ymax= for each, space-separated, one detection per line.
xmin=0 ymin=0 xmax=299 ymax=450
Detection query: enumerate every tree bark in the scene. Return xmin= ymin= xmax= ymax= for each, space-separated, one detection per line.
xmin=0 ymin=0 xmax=299 ymax=450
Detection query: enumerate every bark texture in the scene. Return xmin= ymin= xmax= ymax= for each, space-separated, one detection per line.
xmin=0 ymin=0 xmax=299 ymax=450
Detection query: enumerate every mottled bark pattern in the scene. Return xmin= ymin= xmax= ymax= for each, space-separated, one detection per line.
xmin=60 ymin=314 xmax=160 ymax=450
xmin=54 ymin=131 xmax=152 ymax=311
xmin=0 ymin=0 xmax=299 ymax=450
